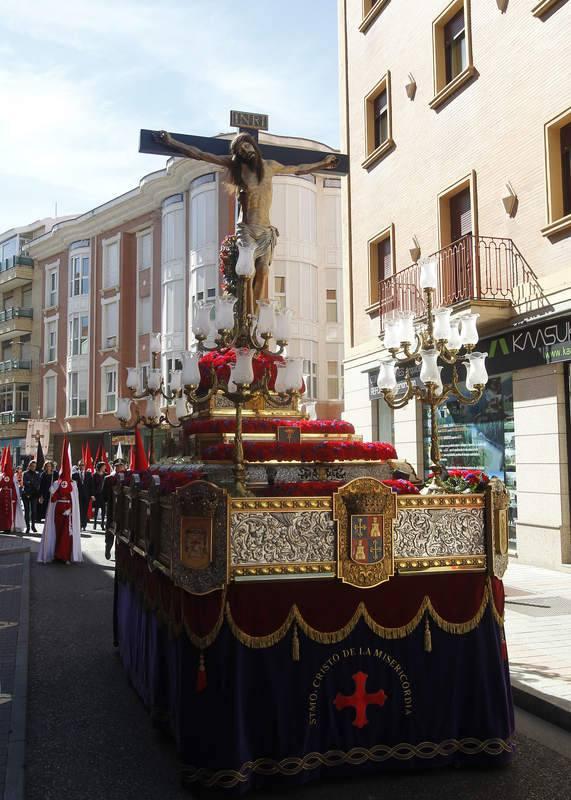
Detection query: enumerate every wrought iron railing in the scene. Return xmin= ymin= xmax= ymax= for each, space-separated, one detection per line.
xmin=0 ymin=255 xmax=34 ymax=273
xmin=378 ymin=235 xmax=543 ymax=330
xmin=0 ymin=411 xmax=30 ymax=425
xmin=0 ymin=307 xmax=33 ymax=323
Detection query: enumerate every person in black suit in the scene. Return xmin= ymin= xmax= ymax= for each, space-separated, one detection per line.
xmin=91 ymin=462 xmax=107 ymax=530
xmin=72 ymin=459 xmax=93 ymax=531
xmin=22 ymin=460 xmax=41 ymax=533
xmin=103 ymin=459 xmax=126 ymax=560
xmin=37 ymin=460 xmax=59 ymax=522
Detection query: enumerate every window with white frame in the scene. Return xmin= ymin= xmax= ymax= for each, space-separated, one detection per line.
xmin=326 ymin=289 xmax=338 ymax=322
xmin=15 ymin=384 xmax=29 ymax=412
xmin=274 ymin=276 xmax=286 ymax=309
xmin=0 ymin=385 xmax=12 ymax=413
xmin=101 ymin=300 xmax=119 ymax=349
xmin=45 ymin=320 xmax=57 ymax=363
xmin=68 ymin=370 xmax=87 ymax=416
xmin=163 ymin=281 xmax=185 ymax=334
xmin=302 ymin=359 xmax=318 ymax=400
xmin=102 ymin=239 xmax=120 ymax=288
xmin=70 ymin=253 xmax=89 ymax=297
xmin=138 ymin=295 xmax=151 ymax=334
xmin=165 ymin=356 xmax=183 ymax=402
xmin=69 ymin=314 xmax=89 ymax=356
xmin=44 ymin=374 xmax=56 ymax=418
xmin=102 ymin=364 xmax=117 ymax=412
xmin=46 ymin=265 xmax=58 ymax=307
xmin=137 ymin=230 xmax=153 ymax=270
xmin=327 ymin=361 xmax=340 ymax=400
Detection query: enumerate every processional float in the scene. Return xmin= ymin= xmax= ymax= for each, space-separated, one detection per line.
xmin=110 ymin=117 xmax=514 ymax=794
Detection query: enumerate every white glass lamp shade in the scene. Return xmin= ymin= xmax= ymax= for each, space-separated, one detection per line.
xmin=274 ymin=364 xmax=289 ymax=393
xmin=420 ymin=259 xmax=438 ymax=290
xmin=126 ymin=368 xmax=140 ymax=392
xmin=174 ymin=396 xmax=188 ymax=420
xmin=447 ymin=319 xmax=462 ymax=351
xmin=147 ymin=368 xmax=161 ymax=392
xmin=398 ymin=312 xmax=416 ymax=345
xmin=170 ymin=370 xmax=182 ymax=392
xmin=256 ymin=300 xmax=275 ymax=336
xmin=115 ymin=398 xmax=132 ymax=421
xmin=433 ymin=308 xmax=452 ymax=341
xmin=383 ymin=318 xmax=401 ymax=350
xmin=420 ymin=349 xmax=440 ymax=384
xmin=274 ymin=308 xmax=292 ymax=342
xmin=233 ymin=348 xmax=255 ymax=385
xmin=149 ymin=332 xmax=161 ymax=354
xmin=192 ymin=303 xmax=211 ymax=338
xmin=181 ymin=352 xmax=201 ymax=386
xmin=235 ymin=241 xmax=256 ymax=278
xmin=377 ymin=360 xmax=397 ymax=391
xmin=145 ymin=396 xmax=159 ymax=420
xmin=284 ymin=356 xmax=304 ymax=392
xmin=434 ymin=366 xmax=444 ymax=396
xmin=466 ymin=351 xmax=488 ymax=387
xmin=464 ymin=363 xmax=474 ymax=392
xmin=215 ymin=296 xmax=236 ymax=331
xmin=227 ymin=367 xmax=238 ymax=394
xmin=460 ymin=313 xmax=480 ymax=346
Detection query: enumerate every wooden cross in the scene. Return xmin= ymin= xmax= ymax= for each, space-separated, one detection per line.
xmin=34 ymin=430 xmax=44 ymax=444
xmin=139 ymin=110 xmax=349 ymax=175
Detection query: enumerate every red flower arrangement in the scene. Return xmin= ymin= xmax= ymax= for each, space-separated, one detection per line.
xmin=201 ymin=440 xmax=397 ymax=463
xmin=254 ymin=478 xmax=418 ymax=497
xmin=427 ymin=468 xmax=490 ymax=494
xmin=147 ymin=466 xmax=206 ymax=494
xmin=184 ymin=417 xmax=356 ymax=436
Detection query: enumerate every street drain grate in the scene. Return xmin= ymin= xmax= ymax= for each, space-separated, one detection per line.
xmin=506 ymin=596 xmax=571 ymax=617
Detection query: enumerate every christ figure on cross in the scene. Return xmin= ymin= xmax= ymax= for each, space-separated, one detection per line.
xmin=157 ymin=130 xmax=338 ymax=312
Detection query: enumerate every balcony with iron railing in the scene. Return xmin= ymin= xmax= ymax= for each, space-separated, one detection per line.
xmin=0 ymin=359 xmax=32 ymax=373
xmin=378 ymin=235 xmax=544 ymax=334
xmin=0 ymin=255 xmax=34 ymax=289
xmin=0 ymin=410 xmax=31 ymax=426
xmin=0 ymin=307 xmax=34 ymax=341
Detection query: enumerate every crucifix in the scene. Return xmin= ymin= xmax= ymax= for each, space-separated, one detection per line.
xmin=33 ymin=430 xmax=43 ymax=444
xmin=139 ymin=110 xmax=349 ymax=314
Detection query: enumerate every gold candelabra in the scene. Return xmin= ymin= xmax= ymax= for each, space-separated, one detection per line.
xmin=117 ymin=272 xmax=301 ymax=495
xmin=377 ymin=264 xmax=488 ymax=488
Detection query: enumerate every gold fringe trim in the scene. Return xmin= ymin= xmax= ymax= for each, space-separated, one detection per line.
xmin=424 ymin=616 xmax=432 ymax=653
xmin=292 ymin=624 xmax=300 ymax=661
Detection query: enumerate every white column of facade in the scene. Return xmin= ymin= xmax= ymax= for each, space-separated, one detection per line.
xmin=160 ymin=195 xmax=186 ymax=389
xmin=188 ymin=172 xmax=219 ymax=346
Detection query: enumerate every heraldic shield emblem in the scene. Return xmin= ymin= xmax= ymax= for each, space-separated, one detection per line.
xmin=350 ymin=515 xmax=384 ymax=564
xmin=334 ymin=478 xmax=397 ymax=588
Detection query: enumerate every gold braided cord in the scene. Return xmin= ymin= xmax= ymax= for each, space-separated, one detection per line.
xmin=181 ymin=737 xmax=515 ymax=789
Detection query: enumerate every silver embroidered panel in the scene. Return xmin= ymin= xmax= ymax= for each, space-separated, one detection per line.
xmin=394 ymin=508 xmax=485 ymax=558
xmin=231 ymin=511 xmax=336 ymax=565
xmin=246 ymin=462 xmax=392 ymax=484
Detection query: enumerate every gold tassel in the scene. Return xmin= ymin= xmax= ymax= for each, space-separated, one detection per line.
xmin=292 ymin=623 xmax=300 ymax=661
xmin=424 ymin=616 xmax=432 ymax=653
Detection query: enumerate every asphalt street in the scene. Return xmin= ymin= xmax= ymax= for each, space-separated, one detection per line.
xmin=24 ymin=531 xmax=571 ymax=800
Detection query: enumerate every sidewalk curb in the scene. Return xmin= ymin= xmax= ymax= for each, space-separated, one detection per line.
xmin=512 ymin=678 xmax=571 ymax=733
xmin=3 ymin=550 xmax=30 ymax=800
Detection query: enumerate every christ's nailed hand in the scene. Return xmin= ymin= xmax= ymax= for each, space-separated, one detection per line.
xmin=324 ymin=155 xmax=339 ymax=169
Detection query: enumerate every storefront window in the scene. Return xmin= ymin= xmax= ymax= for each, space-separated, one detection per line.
xmin=423 ymin=373 xmax=517 ymax=549
xmin=373 ymin=398 xmax=394 ymax=445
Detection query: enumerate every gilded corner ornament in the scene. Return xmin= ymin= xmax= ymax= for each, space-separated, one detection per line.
xmin=486 ymin=478 xmax=510 ymax=579
xmin=334 ymin=478 xmax=397 ymax=588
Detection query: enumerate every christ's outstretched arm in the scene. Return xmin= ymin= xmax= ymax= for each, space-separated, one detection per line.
xmin=269 ymin=154 xmax=339 ymax=176
xmin=155 ymin=131 xmax=231 ymax=168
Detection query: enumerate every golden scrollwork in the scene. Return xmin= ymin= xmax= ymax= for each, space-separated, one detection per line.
xmin=486 ymin=478 xmax=510 ymax=579
xmin=230 ymin=497 xmax=332 ymax=513
xmin=232 ymin=562 xmax=336 ymax=578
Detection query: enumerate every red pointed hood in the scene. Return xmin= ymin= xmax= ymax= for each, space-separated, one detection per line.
xmin=0 ymin=447 xmax=6 ymax=473
xmin=133 ymin=428 xmax=149 ymax=472
xmin=2 ymin=447 xmax=13 ymax=482
xmin=58 ymin=438 xmax=73 ymax=493
xmin=128 ymin=444 xmax=135 ymax=471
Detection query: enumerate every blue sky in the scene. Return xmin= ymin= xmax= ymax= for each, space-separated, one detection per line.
xmin=0 ymin=0 xmax=340 ymax=233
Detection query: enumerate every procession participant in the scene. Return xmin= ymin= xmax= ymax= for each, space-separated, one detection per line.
xmin=22 ymin=459 xmax=41 ymax=534
xmin=91 ymin=461 xmax=107 ymax=530
xmin=102 ymin=458 xmax=126 ymax=560
xmin=15 ymin=465 xmax=23 ymax=491
xmin=72 ymin=458 xmax=93 ymax=531
xmin=0 ymin=452 xmax=18 ymax=534
xmin=38 ymin=440 xmax=82 ymax=564
xmin=38 ymin=460 xmax=58 ymax=522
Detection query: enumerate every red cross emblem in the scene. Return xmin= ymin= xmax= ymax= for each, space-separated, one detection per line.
xmin=333 ymin=671 xmax=388 ymax=729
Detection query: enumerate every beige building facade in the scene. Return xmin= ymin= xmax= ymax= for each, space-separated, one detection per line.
xmin=27 ymin=133 xmax=344 ymax=463
xmin=339 ymin=0 xmax=571 ymax=568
